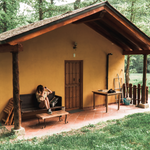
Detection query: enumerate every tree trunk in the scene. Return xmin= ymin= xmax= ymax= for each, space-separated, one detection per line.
xmin=2 ymin=2 xmax=7 ymax=32
xmin=142 ymin=54 xmax=147 ymax=104
xmin=12 ymin=52 xmax=21 ymax=130
xmin=39 ymin=0 xmax=44 ymax=20
xmin=125 ymin=55 xmax=130 ymax=96
xmin=125 ymin=0 xmax=136 ymax=93
xmin=51 ymin=0 xmax=54 ymax=4
xmin=74 ymin=0 xmax=81 ymax=10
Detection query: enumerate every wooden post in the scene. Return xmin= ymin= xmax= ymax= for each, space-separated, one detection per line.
xmin=12 ymin=52 xmax=21 ymax=130
xmin=141 ymin=85 xmax=143 ymax=103
xmin=142 ymin=54 xmax=147 ymax=104
xmin=133 ymin=85 xmax=136 ymax=105
xmin=138 ymin=84 xmax=141 ymax=105
xmin=123 ymin=83 xmax=125 ymax=98
xmin=146 ymin=86 xmax=148 ymax=103
xmin=129 ymin=83 xmax=132 ymax=103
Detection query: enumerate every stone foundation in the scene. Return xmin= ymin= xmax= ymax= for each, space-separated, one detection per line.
xmin=11 ymin=127 xmax=25 ymax=136
xmin=138 ymin=103 xmax=149 ymax=109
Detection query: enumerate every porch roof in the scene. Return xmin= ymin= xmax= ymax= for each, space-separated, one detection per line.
xmin=0 ymin=1 xmax=150 ymax=55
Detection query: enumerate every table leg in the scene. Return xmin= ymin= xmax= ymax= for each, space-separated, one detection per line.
xmin=118 ymin=94 xmax=120 ymax=110
xmin=65 ymin=115 xmax=68 ymax=124
xmin=37 ymin=118 xmax=40 ymax=126
xmin=44 ymin=119 xmax=46 ymax=128
xmin=93 ymin=93 xmax=95 ymax=109
xmin=59 ymin=116 xmax=63 ymax=121
xmin=106 ymin=95 xmax=108 ymax=113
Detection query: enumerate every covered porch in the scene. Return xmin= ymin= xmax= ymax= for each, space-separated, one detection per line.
xmin=5 ymin=102 xmax=150 ymax=139
xmin=0 ymin=1 xmax=150 ymax=133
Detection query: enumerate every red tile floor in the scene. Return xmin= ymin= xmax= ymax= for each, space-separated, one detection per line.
xmin=5 ymin=103 xmax=150 ymax=139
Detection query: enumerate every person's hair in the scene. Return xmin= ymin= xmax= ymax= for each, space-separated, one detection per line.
xmin=36 ymin=85 xmax=44 ymax=93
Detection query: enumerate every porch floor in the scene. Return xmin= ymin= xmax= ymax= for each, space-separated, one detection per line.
xmin=5 ymin=103 xmax=150 ymax=139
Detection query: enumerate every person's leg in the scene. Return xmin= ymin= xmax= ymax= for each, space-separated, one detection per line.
xmin=45 ymin=97 xmax=50 ymax=109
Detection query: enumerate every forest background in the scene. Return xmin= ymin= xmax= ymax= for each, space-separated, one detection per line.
xmin=0 ymin=0 xmax=150 ymax=85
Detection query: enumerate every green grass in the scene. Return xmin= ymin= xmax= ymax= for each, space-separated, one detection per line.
xmin=1 ymin=112 xmax=150 ymax=149
xmin=130 ymin=73 xmax=150 ymax=93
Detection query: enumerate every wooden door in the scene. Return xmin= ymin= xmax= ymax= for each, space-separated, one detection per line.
xmin=65 ymin=61 xmax=82 ymax=110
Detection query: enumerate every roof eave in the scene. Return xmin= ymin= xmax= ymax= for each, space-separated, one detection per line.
xmin=0 ymin=2 xmax=107 ymax=45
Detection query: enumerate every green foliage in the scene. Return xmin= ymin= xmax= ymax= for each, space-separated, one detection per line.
xmin=130 ymin=73 xmax=150 ymax=92
xmin=86 ymin=123 xmax=96 ymax=128
xmin=125 ymin=55 xmax=144 ymax=74
xmin=81 ymin=127 xmax=90 ymax=132
xmin=0 ymin=0 xmax=19 ymax=32
xmin=107 ymin=0 xmax=150 ymax=36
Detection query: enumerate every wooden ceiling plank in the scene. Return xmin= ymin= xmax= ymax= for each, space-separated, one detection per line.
xmin=101 ymin=13 xmax=148 ymax=51
xmin=95 ymin=20 xmax=142 ymax=51
xmin=0 ymin=43 xmax=23 ymax=53
xmin=104 ymin=6 xmax=150 ymax=48
xmin=86 ymin=22 xmax=132 ymax=52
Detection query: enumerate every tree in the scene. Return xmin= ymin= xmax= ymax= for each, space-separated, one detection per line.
xmin=126 ymin=0 xmax=136 ymax=88
xmin=74 ymin=0 xmax=81 ymax=10
xmin=0 ymin=0 xmax=20 ymax=33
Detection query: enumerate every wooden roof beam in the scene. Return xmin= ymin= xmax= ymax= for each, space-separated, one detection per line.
xmin=73 ymin=10 xmax=106 ymax=24
xmin=85 ymin=22 xmax=132 ymax=52
xmin=123 ymin=50 xmax=150 ymax=55
xmin=95 ymin=20 xmax=142 ymax=52
xmin=93 ymin=20 xmax=143 ymax=52
xmin=104 ymin=6 xmax=150 ymax=49
xmin=8 ymin=6 xmax=105 ymax=45
xmin=100 ymin=15 xmax=147 ymax=50
xmin=0 ymin=43 xmax=23 ymax=53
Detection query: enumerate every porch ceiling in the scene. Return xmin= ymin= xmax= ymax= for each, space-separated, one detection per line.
xmin=73 ymin=10 xmax=150 ymax=55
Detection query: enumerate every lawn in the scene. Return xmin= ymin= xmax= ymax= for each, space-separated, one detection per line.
xmin=129 ymin=73 xmax=150 ymax=85
xmin=1 ymin=112 xmax=150 ymax=149
xmin=129 ymin=73 xmax=150 ymax=93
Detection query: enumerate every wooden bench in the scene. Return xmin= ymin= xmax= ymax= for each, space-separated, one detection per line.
xmin=20 ymin=91 xmax=63 ymax=120
xmin=36 ymin=110 xmax=69 ymax=128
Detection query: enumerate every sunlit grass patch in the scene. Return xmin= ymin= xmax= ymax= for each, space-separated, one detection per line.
xmin=1 ymin=112 xmax=150 ymax=149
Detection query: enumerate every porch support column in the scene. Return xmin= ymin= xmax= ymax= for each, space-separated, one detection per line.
xmin=142 ymin=54 xmax=147 ymax=104
xmin=12 ymin=51 xmax=21 ymax=130
xmin=139 ymin=54 xmax=149 ymax=108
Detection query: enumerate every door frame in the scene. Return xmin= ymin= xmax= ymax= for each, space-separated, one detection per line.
xmin=64 ymin=60 xmax=83 ymax=109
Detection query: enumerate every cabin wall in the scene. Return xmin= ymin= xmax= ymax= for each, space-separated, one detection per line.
xmin=0 ymin=23 xmax=124 ymax=118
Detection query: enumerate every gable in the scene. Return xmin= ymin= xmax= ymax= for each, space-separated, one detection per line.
xmin=0 ymin=1 xmax=150 ymax=55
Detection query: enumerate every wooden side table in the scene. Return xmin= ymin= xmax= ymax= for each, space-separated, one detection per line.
xmin=92 ymin=90 xmax=122 ymax=113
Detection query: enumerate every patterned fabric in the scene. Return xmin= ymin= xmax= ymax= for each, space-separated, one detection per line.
xmin=36 ymin=90 xmax=50 ymax=103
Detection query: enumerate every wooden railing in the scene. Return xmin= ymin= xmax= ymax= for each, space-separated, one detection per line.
xmin=122 ymin=83 xmax=148 ymax=105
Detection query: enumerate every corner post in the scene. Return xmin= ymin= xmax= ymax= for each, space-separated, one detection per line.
xmin=142 ymin=54 xmax=147 ymax=104
xmin=12 ymin=51 xmax=21 ymax=130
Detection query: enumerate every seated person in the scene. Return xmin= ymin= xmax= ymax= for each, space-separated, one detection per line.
xmin=36 ymin=85 xmax=52 ymax=114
